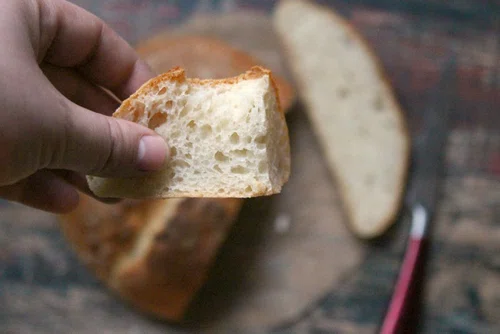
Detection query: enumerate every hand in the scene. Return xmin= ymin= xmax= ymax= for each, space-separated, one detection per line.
xmin=0 ymin=0 xmax=168 ymax=213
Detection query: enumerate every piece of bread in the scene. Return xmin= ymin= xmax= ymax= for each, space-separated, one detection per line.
xmin=58 ymin=195 xmax=243 ymax=320
xmin=87 ymin=66 xmax=291 ymax=199
xmin=273 ymin=0 xmax=410 ymax=238
xmin=136 ymin=35 xmax=296 ymax=112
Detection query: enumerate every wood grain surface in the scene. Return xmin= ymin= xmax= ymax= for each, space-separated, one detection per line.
xmin=1 ymin=1 xmax=500 ymax=333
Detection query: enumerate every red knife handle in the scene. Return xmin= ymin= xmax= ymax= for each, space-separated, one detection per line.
xmin=380 ymin=205 xmax=429 ymax=334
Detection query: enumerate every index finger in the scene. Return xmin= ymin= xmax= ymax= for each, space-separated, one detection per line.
xmin=39 ymin=0 xmax=154 ymax=99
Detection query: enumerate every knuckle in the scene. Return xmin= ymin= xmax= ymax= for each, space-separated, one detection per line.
xmin=88 ymin=117 xmax=114 ymax=174
xmin=93 ymin=118 xmax=134 ymax=174
xmin=45 ymin=97 xmax=71 ymax=168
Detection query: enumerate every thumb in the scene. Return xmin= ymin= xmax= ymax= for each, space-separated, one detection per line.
xmin=48 ymin=103 xmax=169 ymax=177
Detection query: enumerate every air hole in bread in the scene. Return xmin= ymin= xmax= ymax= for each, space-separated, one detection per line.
xmin=255 ymin=135 xmax=266 ymax=144
xmin=185 ymin=153 xmax=192 ymax=159
xmin=187 ymin=120 xmax=196 ymax=129
xmin=215 ymin=151 xmax=229 ymax=162
xmin=173 ymin=160 xmax=190 ymax=168
xmin=171 ymin=130 xmax=181 ymax=139
xmin=132 ymin=102 xmax=145 ymax=122
xmin=337 ymin=87 xmax=350 ymax=98
xmin=231 ymin=165 xmax=248 ymax=174
xmin=230 ymin=132 xmax=240 ymax=144
xmin=148 ymin=112 xmax=167 ymax=129
xmin=245 ymin=185 xmax=253 ymax=193
xmin=200 ymin=124 xmax=212 ymax=138
xmin=186 ymin=142 xmax=193 ymax=148
xmin=214 ymin=165 xmax=222 ymax=173
xmin=170 ymin=147 xmax=177 ymax=157
xmin=255 ymin=135 xmax=266 ymax=148
xmin=180 ymin=105 xmax=189 ymax=117
xmin=164 ymin=100 xmax=173 ymax=109
xmin=232 ymin=149 xmax=249 ymax=157
xmin=157 ymin=87 xmax=167 ymax=95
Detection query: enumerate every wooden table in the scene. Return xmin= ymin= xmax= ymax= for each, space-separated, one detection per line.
xmin=1 ymin=1 xmax=500 ymax=333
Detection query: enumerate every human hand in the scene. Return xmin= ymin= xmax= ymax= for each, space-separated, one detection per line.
xmin=0 ymin=0 xmax=168 ymax=213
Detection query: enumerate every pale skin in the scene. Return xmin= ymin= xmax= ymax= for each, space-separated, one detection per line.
xmin=0 ymin=0 xmax=169 ymax=213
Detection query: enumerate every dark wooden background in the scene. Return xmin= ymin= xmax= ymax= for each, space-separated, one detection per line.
xmin=1 ymin=1 xmax=500 ymax=333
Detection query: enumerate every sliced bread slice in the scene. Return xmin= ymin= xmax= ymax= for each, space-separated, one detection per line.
xmin=273 ymin=0 xmax=410 ymax=238
xmin=87 ymin=66 xmax=290 ymax=199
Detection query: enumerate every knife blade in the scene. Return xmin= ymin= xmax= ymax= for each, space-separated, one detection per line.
xmin=380 ymin=55 xmax=457 ymax=334
xmin=405 ymin=59 xmax=456 ymax=216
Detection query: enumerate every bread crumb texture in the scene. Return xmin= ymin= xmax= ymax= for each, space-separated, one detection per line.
xmin=88 ymin=66 xmax=290 ymax=199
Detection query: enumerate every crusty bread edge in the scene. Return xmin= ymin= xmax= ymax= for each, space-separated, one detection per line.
xmin=273 ymin=0 xmax=411 ymax=238
xmin=58 ymin=196 xmax=245 ymax=321
xmin=116 ymin=65 xmax=284 ymax=121
xmin=108 ymin=198 xmax=244 ymax=321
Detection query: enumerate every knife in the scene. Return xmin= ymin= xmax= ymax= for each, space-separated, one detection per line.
xmin=380 ymin=55 xmax=457 ymax=334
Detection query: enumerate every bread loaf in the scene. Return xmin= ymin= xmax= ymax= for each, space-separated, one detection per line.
xmin=59 ymin=195 xmax=243 ymax=320
xmin=87 ymin=66 xmax=291 ymax=199
xmin=273 ymin=0 xmax=410 ymax=238
xmin=136 ymin=35 xmax=296 ymax=112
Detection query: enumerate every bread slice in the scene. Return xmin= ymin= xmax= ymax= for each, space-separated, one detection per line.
xmin=87 ymin=66 xmax=290 ymax=199
xmin=58 ymin=194 xmax=243 ymax=321
xmin=135 ymin=35 xmax=296 ymax=112
xmin=273 ymin=0 xmax=410 ymax=238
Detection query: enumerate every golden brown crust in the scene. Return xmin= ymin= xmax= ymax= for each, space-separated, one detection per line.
xmin=116 ymin=65 xmax=284 ymax=125
xmin=110 ymin=198 xmax=243 ymax=319
xmin=115 ymin=67 xmax=186 ymax=119
xmin=58 ymin=194 xmax=243 ymax=321
xmin=135 ymin=35 xmax=295 ymax=112
xmin=274 ymin=0 xmax=410 ymax=238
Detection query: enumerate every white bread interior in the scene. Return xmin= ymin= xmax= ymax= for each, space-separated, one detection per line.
xmin=87 ymin=66 xmax=290 ymax=199
xmin=274 ymin=0 xmax=410 ymax=238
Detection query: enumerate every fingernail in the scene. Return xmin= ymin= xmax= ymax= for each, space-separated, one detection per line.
xmin=137 ymin=136 xmax=169 ymax=171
